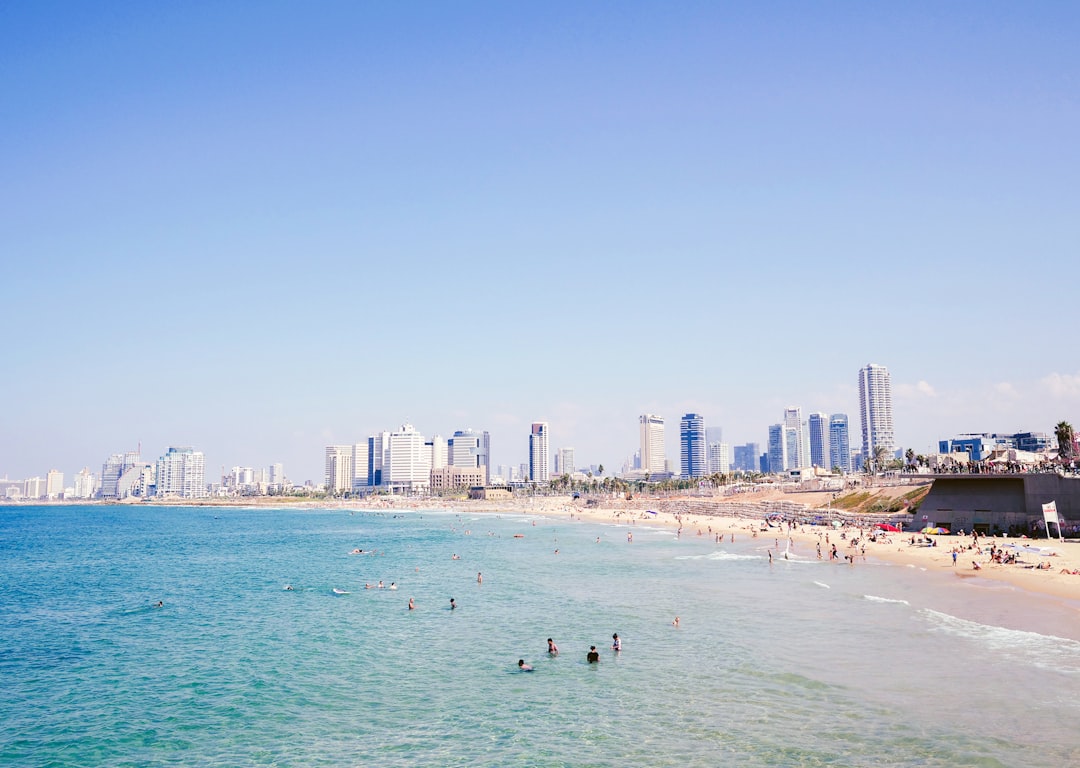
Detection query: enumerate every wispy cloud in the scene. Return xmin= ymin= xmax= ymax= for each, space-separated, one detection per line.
xmin=1040 ymin=372 xmax=1080 ymax=399
xmin=896 ymin=380 xmax=937 ymax=398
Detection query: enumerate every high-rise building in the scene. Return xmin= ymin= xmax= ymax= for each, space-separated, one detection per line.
xmin=767 ymin=424 xmax=787 ymax=474
xmin=45 ymin=469 xmax=64 ymax=499
xmin=807 ymin=413 xmax=829 ymax=469
xmin=155 ymin=446 xmax=206 ymax=498
xmin=448 ymin=429 xmax=490 ymax=483
xmin=325 ymin=445 xmax=353 ymax=493
xmin=384 ymin=423 xmax=431 ymax=494
xmin=680 ymin=413 xmax=706 ymax=479
xmin=733 ymin=443 xmax=760 ymax=472
xmin=783 ymin=407 xmax=806 ymax=468
xmin=100 ymin=451 xmax=142 ymax=499
xmin=639 ymin=414 xmax=665 ymax=475
xmin=858 ymin=363 xmax=895 ymax=461
xmin=707 ymin=441 xmax=730 ymax=474
xmin=72 ymin=467 xmax=98 ymax=499
xmin=269 ymin=462 xmax=285 ymax=487
xmin=428 ymin=434 xmax=448 ymax=471
xmin=352 ymin=443 xmax=370 ymax=491
xmin=368 ymin=432 xmax=391 ymax=488
xmin=829 ymin=414 xmax=851 ymax=472
xmin=528 ymin=422 xmax=549 ymax=482
xmin=557 ymin=447 xmax=575 ymax=476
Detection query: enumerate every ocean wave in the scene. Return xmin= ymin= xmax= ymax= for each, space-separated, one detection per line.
xmin=863 ymin=595 xmax=910 ymax=605
xmin=921 ymin=609 xmax=1080 ymax=674
xmin=813 ymin=581 xmax=831 ymax=589
xmin=674 ymin=551 xmax=762 ymax=562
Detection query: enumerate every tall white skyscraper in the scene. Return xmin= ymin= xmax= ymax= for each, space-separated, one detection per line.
xmin=783 ymin=407 xmax=806 ymax=468
xmin=858 ymin=363 xmax=895 ymax=460
xmin=325 ymin=445 xmax=353 ymax=493
xmin=384 ymin=423 xmax=431 ymax=494
xmin=639 ymin=414 xmax=665 ymax=475
xmin=45 ymin=469 xmax=64 ymax=499
xmin=352 ymin=443 xmax=370 ymax=491
xmin=528 ymin=422 xmax=549 ymax=482
xmin=73 ymin=467 xmax=98 ymax=499
xmin=428 ymin=434 xmax=448 ymax=470
xmin=155 ymin=446 xmax=206 ymax=498
xmin=707 ymin=442 xmax=730 ymax=474
xmin=557 ymin=447 xmax=575 ymax=476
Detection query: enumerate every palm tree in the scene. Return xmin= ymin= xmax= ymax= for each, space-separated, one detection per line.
xmin=1056 ymin=421 xmax=1075 ymax=462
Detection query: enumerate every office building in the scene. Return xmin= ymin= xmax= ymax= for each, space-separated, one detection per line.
xmin=352 ymin=443 xmax=370 ymax=491
xmin=155 ymin=446 xmax=206 ymax=498
xmin=829 ymin=414 xmax=851 ymax=472
xmin=640 ymin=414 xmax=666 ymax=475
xmin=859 ymin=363 xmax=895 ymax=460
xmin=807 ymin=413 xmax=829 ymax=469
xmin=45 ymin=469 xmax=64 ymax=499
xmin=72 ymin=467 xmax=98 ymax=499
xmin=324 ymin=445 xmax=354 ymax=493
xmin=557 ymin=447 xmax=575 ymax=476
xmin=733 ymin=443 xmax=760 ymax=473
xmin=383 ymin=423 xmax=431 ymax=494
xmin=528 ymin=422 xmax=549 ymax=482
xmin=783 ymin=407 xmax=806 ymax=468
xmin=428 ymin=434 xmax=448 ymax=470
xmin=680 ymin=413 xmax=706 ymax=479
xmin=100 ymin=451 xmax=142 ymax=499
xmin=707 ymin=441 xmax=730 ymax=474
xmin=767 ymin=424 xmax=787 ymax=474
xmin=448 ymin=429 xmax=490 ymax=483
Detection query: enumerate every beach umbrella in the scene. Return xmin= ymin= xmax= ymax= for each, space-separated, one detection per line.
xmin=876 ymin=523 xmax=901 ymax=532
xmin=921 ymin=526 xmax=949 ymax=534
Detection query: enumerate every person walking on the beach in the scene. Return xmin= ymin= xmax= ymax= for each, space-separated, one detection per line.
xmin=587 ymin=646 xmax=600 ymax=663
xmin=611 ymin=633 xmax=621 ymax=652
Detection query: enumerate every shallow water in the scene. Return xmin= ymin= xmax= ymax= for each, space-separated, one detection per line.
xmin=1 ymin=505 xmax=1077 ymax=767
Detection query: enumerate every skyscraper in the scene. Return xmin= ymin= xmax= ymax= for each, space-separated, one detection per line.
xmin=783 ymin=407 xmax=806 ymax=468
xmin=639 ymin=414 xmax=665 ymax=475
xmin=680 ymin=413 xmax=706 ymax=479
xmin=829 ymin=414 xmax=851 ymax=473
xmin=529 ymin=422 xmax=549 ymax=482
xmin=858 ymin=363 xmax=895 ymax=461
xmin=448 ymin=429 xmax=490 ymax=483
xmin=156 ymin=446 xmax=206 ymax=498
xmin=384 ymin=423 xmax=431 ymax=494
xmin=557 ymin=447 xmax=575 ymax=476
xmin=767 ymin=424 xmax=787 ymax=474
xmin=707 ymin=441 xmax=730 ymax=474
xmin=807 ymin=413 xmax=829 ymax=469
xmin=325 ymin=445 xmax=353 ymax=493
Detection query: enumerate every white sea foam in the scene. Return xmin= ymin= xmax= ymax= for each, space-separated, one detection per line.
xmin=921 ymin=609 xmax=1080 ymax=674
xmin=863 ymin=595 xmax=910 ymax=605
xmin=674 ymin=551 xmax=762 ymax=561
xmin=813 ymin=581 xmax=830 ymax=589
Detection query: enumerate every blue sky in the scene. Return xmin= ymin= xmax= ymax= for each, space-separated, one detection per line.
xmin=2 ymin=1 xmax=1078 ymax=483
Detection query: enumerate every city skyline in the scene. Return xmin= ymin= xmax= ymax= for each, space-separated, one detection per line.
xmin=3 ymin=4 xmax=1078 ymax=483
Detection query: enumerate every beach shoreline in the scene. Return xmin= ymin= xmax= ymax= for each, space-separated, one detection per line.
xmin=8 ymin=492 xmax=1079 ymax=603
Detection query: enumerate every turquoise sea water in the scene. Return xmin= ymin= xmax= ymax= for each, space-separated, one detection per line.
xmin=1 ymin=504 xmax=1078 ymax=767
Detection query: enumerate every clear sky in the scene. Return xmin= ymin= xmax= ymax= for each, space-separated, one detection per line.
xmin=2 ymin=1 xmax=1078 ymax=484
